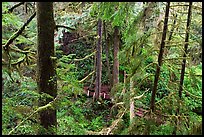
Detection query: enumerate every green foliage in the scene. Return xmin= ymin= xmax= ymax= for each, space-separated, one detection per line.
xmin=57 ymin=116 xmax=86 ymax=135
xmin=150 ymin=121 xmax=174 ymax=135
xmin=88 ymin=116 xmax=105 ymax=131
xmin=183 ymin=63 xmax=202 ymax=110
xmin=2 ymin=69 xmax=39 ymax=135
xmin=56 ymin=54 xmax=83 ymax=97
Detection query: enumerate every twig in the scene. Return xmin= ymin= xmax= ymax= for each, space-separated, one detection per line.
xmin=69 ymin=34 xmax=97 ymax=43
xmin=79 ymin=71 xmax=95 ymax=83
xmin=183 ymin=89 xmax=202 ymax=99
xmin=55 ymin=24 xmax=75 ymax=31
xmin=133 ymin=89 xmax=149 ymax=100
xmin=155 ymin=92 xmax=176 ymax=105
xmin=163 ymin=57 xmax=191 ymax=61
xmin=73 ymin=51 xmax=96 ymax=61
xmin=10 ymin=46 xmax=35 ymax=54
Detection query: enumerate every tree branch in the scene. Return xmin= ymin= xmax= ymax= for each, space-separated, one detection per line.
xmin=3 ymin=2 xmax=25 ymax=14
xmin=3 ymin=12 xmax=36 ymax=51
xmin=55 ymin=25 xmax=75 ymax=31
xmin=8 ymin=99 xmax=55 ymax=135
xmin=79 ymin=71 xmax=95 ymax=83
xmin=133 ymin=89 xmax=149 ymax=100
xmin=73 ymin=51 xmax=96 ymax=61
xmin=8 ymin=96 xmax=59 ymax=135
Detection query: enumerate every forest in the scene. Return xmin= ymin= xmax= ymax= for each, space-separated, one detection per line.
xmin=2 ymin=2 xmax=202 ymax=135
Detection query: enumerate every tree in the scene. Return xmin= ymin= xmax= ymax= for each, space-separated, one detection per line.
xmin=103 ymin=21 xmax=112 ymax=87
xmin=112 ymin=26 xmax=120 ymax=85
xmin=150 ymin=2 xmax=170 ymax=112
xmin=36 ymin=2 xmax=57 ymax=134
xmin=95 ymin=18 xmax=103 ymax=99
xmin=129 ymin=77 xmax=135 ymax=123
xmin=178 ymin=2 xmax=192 ymax=100
xmin=173 ymin=2 xmax=192 ymax=135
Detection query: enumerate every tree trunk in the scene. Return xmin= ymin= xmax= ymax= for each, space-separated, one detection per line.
xmin=103 ymin=21 xmax=112 ymax=87
xmin=168 ymin=13 xmax=177 ymax=42
xmin=178 ymin=2 xmax=192 ymax=99
xmin=173 ymin=2 xmax=192 ymax=135
xmin=36 ymin=2 xmax=57 ymax=135
xmin=150 ymin=2 xmax=170 ymax=112
xmin=113 ymin=26 xmax=120 ymax=85
xmin=164 ymin=13 xmax=178 ymax=56
xmin=130 ymin=77 xmax=135 ymax=123
xmin=95 ymin=18 xmax=103 ymax=100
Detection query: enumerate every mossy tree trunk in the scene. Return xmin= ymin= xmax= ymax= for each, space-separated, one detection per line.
xmin=112 ymin=26 xmax=120 ymax=85
xmin=150 ymin=2 xmax=170 ymax=112
xmin=95 ymin=18 xmax=102 ymax=99
xmin=129 ymin=77 xmax=135 ymax=123
xmin=173 ymin=2 xmax=192 ymax=135
xmin=103 ymin=21 xmax=112 ymax=87
xmin=36 ymin=2 xmax=57 ymax=135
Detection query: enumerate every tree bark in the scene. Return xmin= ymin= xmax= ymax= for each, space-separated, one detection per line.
xmin=95 ymin=18 xmax=103 ymax=99
xmin=103 ymin=22 xmax=112 ymax=87
xmin=112 ymin=26 xmax=120 ymax=85
xmin=173 ymin=2 xmax=192 ymax=135
xmin=178 ymin=2 xmax=192 ymax=99
xmin=130 ymin=77 xmax=135 ymax=123
xmin=36 ymin=2 xmax=57 ymax=135
xmin=150 ymin=2 xmax=170 ymax=112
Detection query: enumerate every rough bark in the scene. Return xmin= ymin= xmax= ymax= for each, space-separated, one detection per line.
xmin=112 ymin=26 xmax=120 ymax=85
xmin=37 ymin=2 xmax=57 ymax=135
xmin=95 ymin=18 xmax=103 ymax=99
xmin=103 ymin=22 xmax=112 ymax=87
xmin=150 ymin=2 xmax=170 ymax=112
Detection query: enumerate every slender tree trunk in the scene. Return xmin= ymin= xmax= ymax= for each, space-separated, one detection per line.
xmin=95 ymin=18 xmax=103 ymax=100
xmin=113 ymin=26 xmax=120 ymax=85
xmin=103 ymin=21 xmax=112 ymax=87
xmin=121 ymin=71 xmax=127 ymax=97
xmin=178 ymin=2 xmax=192 ymax=99
xmin=37 ymin=2 xmax=57 ymax=135
xmin=173 ymin=2 xmax=192 ymax=135
xmin=164 ymin=13 xmax=178 ymax=56
xmin=130 ymin=77 xmax=135 ymax=123
xmin=168 ymin=13 xmax=177 ymax=42
xmin=150 ymin=2 xmax=170 ymax=112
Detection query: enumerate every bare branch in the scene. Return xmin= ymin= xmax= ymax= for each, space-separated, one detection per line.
xmin=3 ymin=2 xmax=25 ymax=14
xmin=55 ymin=25 xmax=75 ymax=31
xmin=73 ymin=51 xmax=96 ymax=61
xmin=79 ymin=71 xmax=95 ymax=83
